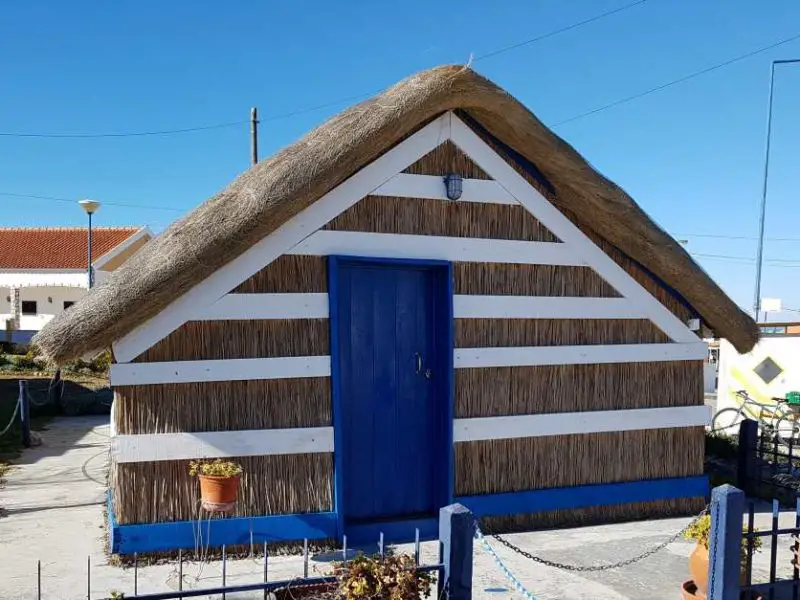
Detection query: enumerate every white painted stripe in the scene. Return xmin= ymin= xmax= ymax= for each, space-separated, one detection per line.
xmin=454 ymin=343 xmax=708 ymax=369
xmin=112 ymin=113 xmax=453 ymax=363
xmin=113 ymin=427 xmax=334 ymax=463
xmin=110 ymin=356 xmax=331 ymax=386
xmin=197 ymin=293 xmax=329 ymax=320
xmin=373 ymin=173 xmax=517 ymax=205
xmin=453 ymin=296 xmax=642 ymax=319
xmin=453 ymin=405 xmax=710 ymax=442
xmin=449 ymin=114 xmax=701 ymax=345
xmin=288 ymin=231 xmax=583 ymax=266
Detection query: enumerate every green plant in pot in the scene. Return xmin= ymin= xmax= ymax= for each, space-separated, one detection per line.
xmin=683 ymin=514 xmax=762 ymax=598
xmin=189 ymin=459 xmax=243 ymax=513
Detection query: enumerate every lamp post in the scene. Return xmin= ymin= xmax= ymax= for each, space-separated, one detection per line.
xmin=753 ymin=59 xmax=800 ymax=321
xmin=78 ymin=199 xmax=101 ymax=288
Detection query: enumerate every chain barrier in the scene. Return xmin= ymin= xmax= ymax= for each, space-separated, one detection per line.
xmin=488 ymin=503 xmax=710 ymax=572
xmin=26 ymin=390 xmax=50 ymax=408
xmin=708 ymin=499 xmax=719 ymax=598
xmin=0 ymin=398 xmax=20 ymax=437
xmin=475 ymin=526 xmax=539 ymax=600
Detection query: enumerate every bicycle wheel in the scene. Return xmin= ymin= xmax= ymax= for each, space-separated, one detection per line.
xmin=775 ymin=416 xmax=800 ymax=448
xmin=711 ymin=408 xmax=744 ymax=435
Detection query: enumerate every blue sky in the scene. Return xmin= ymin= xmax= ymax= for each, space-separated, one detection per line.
xmin=2 ymin=1 xmax=799 ymax=317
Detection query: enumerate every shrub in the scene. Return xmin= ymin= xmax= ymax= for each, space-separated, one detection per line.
xmin=336 ymin=554 xmax=432 ymax=600
xmin=685 ymin=513 xmax=761 ymax=559
xmin=188 ymin=459 xmax=243 ymax=478
xmin=10 ymin=348 xmax=41 ymax=370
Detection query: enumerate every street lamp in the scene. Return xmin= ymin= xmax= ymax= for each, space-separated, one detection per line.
xmin=753 ymin=59 xmax=800 ymax=321
xmin=78 ymin=199 xmax=101 ymax=288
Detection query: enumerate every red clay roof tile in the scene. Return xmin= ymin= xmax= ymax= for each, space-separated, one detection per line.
xmin=0 ymin=227 xmax=140 ymax=269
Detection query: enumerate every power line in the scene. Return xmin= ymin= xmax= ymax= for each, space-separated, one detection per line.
xmin=552 ymin=31 xmax=800 ymax=127
xmin=0 ymin=1 xmax=649 ymax=139
xmin=473 ymin=0 xmax=650 ymax=61
xmin=0 ymin=191 xmax=184 ymax=212
xmin=674 ymin=232 xmax=800 ymax=242
xmin=0 ymin=121 xmax=247 ymax=139
xmin=691 ymin=251 xmax=800 ymax=267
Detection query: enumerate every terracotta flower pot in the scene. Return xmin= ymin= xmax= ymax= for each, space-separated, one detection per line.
xmin=688 ymin=543 xmax=709 ymax=597
xmin=198 ymin=474 xmax=240 ymax=513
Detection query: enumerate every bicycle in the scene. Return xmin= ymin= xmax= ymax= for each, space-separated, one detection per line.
xmin=711 ymin=389 xmax=800 ymax=446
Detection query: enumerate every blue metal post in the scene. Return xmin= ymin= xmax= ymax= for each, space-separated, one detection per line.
xmin=439 ymin=503 xmax=475 ymax=600
xmin=708 ymin=485 xmax=745 ymax=600
xmin=19 ymin=380 xmax=30 ymax=448
xmin=737 ymin=419 xmax=758 ymax=495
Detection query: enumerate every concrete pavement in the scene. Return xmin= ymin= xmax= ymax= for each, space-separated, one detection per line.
xmin=0 ymin=415 xmax=795 ymax=599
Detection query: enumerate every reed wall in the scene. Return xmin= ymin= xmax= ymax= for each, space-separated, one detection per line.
xmin=454 ymin=263 xmax=618 ymax=296
xmin=114 ymin=454 xmax=333 ymax=525
xmin=455 ymin=361 xmax=703 ymax=418
xmin=455 ymin=318 xmax=669 ymax=348
xmin=480 ymin=497 xmax=706 ymax=533
xmin=233 ymin=255 xmax=327 ymax=294
xmin=403 ymin=140 xmax=491 ymax=179
xmin=114 ymin=379 xmax=331 ymax=434
xmin=137 ymin=319 xmax=329 ymax=362
xmin=114 ymin=129 xmax=705 ymax=530
xmin=455 ymin=427 xmax=704 ymax=496
xmin=326 ymin=196 xmax=557 ymax=241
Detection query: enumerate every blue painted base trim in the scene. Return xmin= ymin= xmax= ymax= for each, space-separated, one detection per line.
xmin=107 ymin=490 xmax=119 ymax=554
xmin=346 ymin=517 xmax=438 ymax=546
xmin=113 ymin=512 xmax=337 ymax=555
xmin=456 ymin=475 xmax=709 ymax=518
xmin=106 ymin=475 xmax=707 ymax=554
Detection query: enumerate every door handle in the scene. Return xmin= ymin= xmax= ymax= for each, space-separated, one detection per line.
xmin=414 ymin=352 xmax=422 ymax=374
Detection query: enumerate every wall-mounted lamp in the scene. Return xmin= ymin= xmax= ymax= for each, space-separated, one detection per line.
xmin=444 ymin=173 xmax=463 ymax=201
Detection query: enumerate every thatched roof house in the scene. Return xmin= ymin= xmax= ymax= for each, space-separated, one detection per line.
xmin=36 ymin=66 xmax=756 ymax=555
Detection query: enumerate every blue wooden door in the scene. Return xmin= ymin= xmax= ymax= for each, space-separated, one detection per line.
xmin=333 ymin=258 xmax=450 ymax=526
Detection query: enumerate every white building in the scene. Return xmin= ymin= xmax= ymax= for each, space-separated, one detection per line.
xmin=0 ymin=227 xmax=152 ymax=344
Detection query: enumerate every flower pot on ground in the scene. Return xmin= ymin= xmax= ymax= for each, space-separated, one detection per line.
xmin=189 ymin=459 xmax=243 ymax=513
xmin=682 ymin=513 xmax=762 ymax=598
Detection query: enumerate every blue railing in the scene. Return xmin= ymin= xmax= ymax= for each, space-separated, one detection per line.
xmin=34 ymin=504 xmax=472 ymax=600
xmin=709 ymin=484 xmax=800 ymax=600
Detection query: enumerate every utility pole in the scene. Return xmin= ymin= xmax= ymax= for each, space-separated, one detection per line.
xmin=753 ymin=59 xmax=800 ymax=322
xmin=250 ymin=107 xmax=259 ymax=166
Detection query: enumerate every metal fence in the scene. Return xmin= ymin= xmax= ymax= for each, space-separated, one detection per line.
xmin=738 ymin=418 xmax=800 ymax=503
xmin=709 ymin=485 xmax=800 ymax=600
xmin=32 ymin=504 xmax=476 ymax=600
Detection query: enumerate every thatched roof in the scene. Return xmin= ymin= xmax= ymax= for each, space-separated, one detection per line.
xmin=34 ymin=65 xmax=758 ymax=363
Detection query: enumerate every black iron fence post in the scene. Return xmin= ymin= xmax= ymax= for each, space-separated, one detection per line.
xmin=439 ymin=503 xmax=475 ymax=600
xmin=737 ymin=419 xmax=758 ymax=495
xmin=19 ymin=380 xmax=30 ymax=448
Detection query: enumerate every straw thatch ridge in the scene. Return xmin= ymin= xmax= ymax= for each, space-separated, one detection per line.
xmin=114 ymin=454 xmax=333 ymax=524
xmin=326 ymin=196 xmax=556 ymax=241
xmin=455 ymin=427 xmax=703 ymax=496
xmin=455 ymin=361 xmax=703 ymax=417
xmin=34 ymin=65 xmax=757 ymax=363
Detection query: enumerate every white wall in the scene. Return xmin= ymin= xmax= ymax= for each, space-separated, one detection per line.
xmin=717 ymin=336 xmax=800 ymax=414
xmin=0 ymin=286 xmax=88 ymax=331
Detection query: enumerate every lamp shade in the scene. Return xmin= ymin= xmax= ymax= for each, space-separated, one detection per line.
xmin=78 ymin=199 xmax=101 ymax=214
